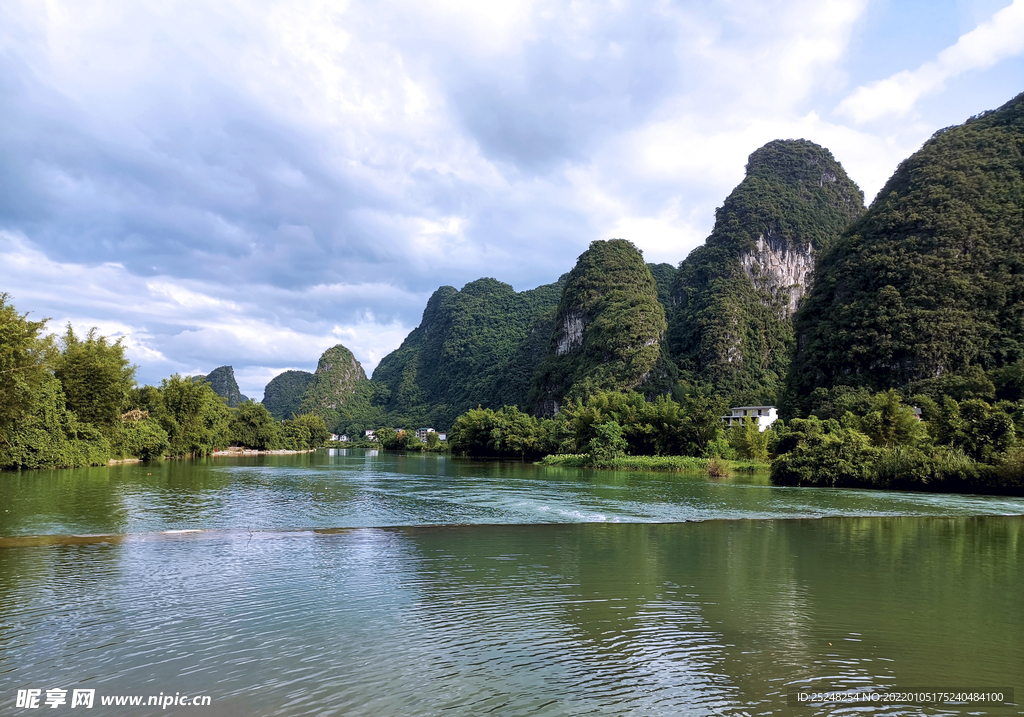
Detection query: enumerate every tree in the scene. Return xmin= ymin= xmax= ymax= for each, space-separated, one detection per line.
xmin=1 ymin=374 xmax=110 ymax=469
xmin=859 ymin=390 xmax=929 ymax=448
xmin=0 ymin=293 xmax=50 ymax=449
xmin=158 ymin=375 xmax=231 ymax=457
xmin=53 ymin=325 xmax=136 ymax=430
xmin=229 ymin=402 xmax=281 ymax=450
xmin=588 ymin=420 xmax=627 ymax=460
xmin=291 ymin=413 xmax=329 ymax=447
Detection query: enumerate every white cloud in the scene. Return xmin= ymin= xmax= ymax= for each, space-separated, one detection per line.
xmin=838 ymin=0 xmax=1024 ymax=123
xmin=0 ymin=231 xmax=417 ymax=398
xmin=1 ymin=0 xmax=1021 ymax=401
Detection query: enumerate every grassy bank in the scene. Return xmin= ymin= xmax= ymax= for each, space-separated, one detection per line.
xmin=537 ymin=454 xmax=770 ymax=475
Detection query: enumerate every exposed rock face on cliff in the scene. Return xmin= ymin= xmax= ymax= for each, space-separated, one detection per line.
xmin=667 ymin=139 xmax=865 ymax=404
xmin=371 ymin=277 xmax=564 ymax=428
xmin=530 ymin=239 xmax=671 ymax=415
xmin=201 ymin=366 xmax=248 ymax=407
xmin=738 ymin=230 xmax=816 ymax=317
xmin=785 ymin=91 xmax=1024 ymax=413
xmin=262 ymin=369 xmax=314 ymax=420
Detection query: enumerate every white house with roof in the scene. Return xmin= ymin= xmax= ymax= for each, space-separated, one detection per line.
xmin=722 ymin=406 xmax=778 ymax=432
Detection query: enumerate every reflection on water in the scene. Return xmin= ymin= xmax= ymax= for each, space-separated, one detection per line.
xmin=3 ymin=451 xmax=1024 ymax=537
xmin=2 ymin=453 xmax=1022 ymax=715
xmin=1 ymin=518 xmax=1021 ymax=716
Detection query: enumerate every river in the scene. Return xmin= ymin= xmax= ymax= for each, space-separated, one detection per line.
xmin=1 ymin=450 xmax=1022 ymax=715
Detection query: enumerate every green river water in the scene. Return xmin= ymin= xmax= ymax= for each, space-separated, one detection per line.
xmin=1 ymin=450 xmax=1022 ymax=715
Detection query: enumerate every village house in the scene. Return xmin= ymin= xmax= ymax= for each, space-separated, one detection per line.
xmin=721 ymin=406 xmax=778 ymax=432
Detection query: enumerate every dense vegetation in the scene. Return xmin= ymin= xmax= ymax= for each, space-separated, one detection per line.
xmin=449 ymin=388 xmax=732 ymax=461
xmin=10 ymin=91 xmax=1024 ymax=496
xmin=262 ymin=369 xmax=314 ymax=420
xmin=786 ymin=92 xmax=1024 ymax=413
xmin=668 ymin=140 xmax=865 ymax=405
xmin=298 ymin=344 xmax=384 ymax=436
xmin=371 ymin=277 xmax=564 ymax=428
xmin=0 ymin=294 xmax=331 ymax=469
xmin=530 ymin=240 xmax=672 ymax=414
xmin=770 ymin=390 xmax=1024 ymax=494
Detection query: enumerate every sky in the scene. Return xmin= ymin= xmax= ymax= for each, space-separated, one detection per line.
xmin=1 ymin=0 xmax=1023 ymax=400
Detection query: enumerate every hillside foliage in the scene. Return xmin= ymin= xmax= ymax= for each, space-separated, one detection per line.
xmin=669 ymin=140 xmax=865 ymax=405
xmin=786 ymin=92 xmax=1024 ymax=413
xmin=530 ymin=239 xmax=670 ymax=414
xmin=371 ymin=277 xmax=563 ymax=428
xmin=263 ymin=370 xmax=314 ymax=420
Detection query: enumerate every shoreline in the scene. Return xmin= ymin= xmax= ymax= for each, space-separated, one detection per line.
xmin=213 ymin=448 xmax=317 ymax=456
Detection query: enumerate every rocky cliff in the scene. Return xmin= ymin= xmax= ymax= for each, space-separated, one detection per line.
xmin=201 ymin=366 xmax=248 ymax=407
xmin=667 ymin=139 xmax=865 ymax=404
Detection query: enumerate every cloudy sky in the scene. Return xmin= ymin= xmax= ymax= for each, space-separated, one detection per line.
xmin=2 ymin=0 xmax=1023 ymax=399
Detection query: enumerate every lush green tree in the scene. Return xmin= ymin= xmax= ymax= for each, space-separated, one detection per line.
xmin=424 ymin=430 xmax=442 ymax=450
xmin=229 ymin=402 xmax=281 ymax=450
xmin=110 ymin=410 xmax=170 ymax=460
xmin=728 ymin=417 xmax=771 ymax=461
xmin=292 ymin=413 xmax=329 ymax=447
xmin=449 ymin=406 xmax=547 ymax=457
xmin=1 ymin=375 xmax=110 ymax=469
xmin=771 ymin=421 xmax=878 ymax=487
xmin=53 ymin=325 xmax=136 ymax=430
xmin=0 ymin=293 xmax=51 ymax=451
xmin=588 ymin=420 xmax=627 ymax=460
xmin=858 ymin=390 xmax=929 ymax=448
xmin=374 ymin=427 xmax=401 ymax=449
xmin=281 ymin=421 xmax=311 ymax=450
xmin=931 ymin=397 xmax=1015 ymax=462
xmin=158 ymin=375 xmax=231 ymax=457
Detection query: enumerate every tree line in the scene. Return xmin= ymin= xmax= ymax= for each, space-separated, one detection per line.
xmin=0 ymin=294 xmax=328 ymax=470
xmin=444 ymin=384 xmax=1024 ymax=494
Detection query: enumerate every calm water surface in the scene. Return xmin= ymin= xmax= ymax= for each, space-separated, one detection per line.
xmin=1 ymin=450 xmax=1022 ymax=716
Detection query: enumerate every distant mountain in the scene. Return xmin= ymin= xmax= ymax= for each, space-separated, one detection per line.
xmin=262 ymin=370 xmax=314 ymax=420
xmin=530 ymin=239 xmax=672 ymax=415
xmin=371 ymin=277 xmax=563 ymax=428
xmin=667 ymin=139 xmax=865 ymax=405
xmin=201 ymin=366 xmax=248 ymax=407
xmin=299 ymin=344 xmax=381 ymax=433
xmin=785 ymin=91 xmax=1024 ymax=413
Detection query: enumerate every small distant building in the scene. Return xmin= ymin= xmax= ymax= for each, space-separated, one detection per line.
xmin=913 ymin=406 xmax=923 ymax=421
xmin=364 ymin=429 xmax=376 ymax=440
xmin=722 ymin=406 xmax=778 ymax=432
xmin=415 ymin=427 xmax=436 ymax=443
xmin=330 ymin=434 xmax=349 ymax=442
xmin=438 ymin=432 xmax=447 ymax=442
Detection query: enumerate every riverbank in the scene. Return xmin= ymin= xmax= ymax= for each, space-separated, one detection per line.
xmin=537 ymin=454 xmax=770 ymax=475
xmin=213 ymin=447 xmax=317 ymax=456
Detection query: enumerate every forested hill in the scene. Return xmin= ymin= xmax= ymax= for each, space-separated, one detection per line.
xmin=200 ymin=366 xmax=248 ymax=407
xmin=262 ymin=369 xmax=313 ymax=420
xmin=530 ymin=239 xmax=672 ymax=415
xmin=667 ymin=139 xmax=865 ymax=405
xmin=370 ymin=276 xmax=564 ymax=429
xmin=298 ymin=344 xmax=379 ymax=432
xmin=785 ymin=91 xmax=1024 ymax=413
